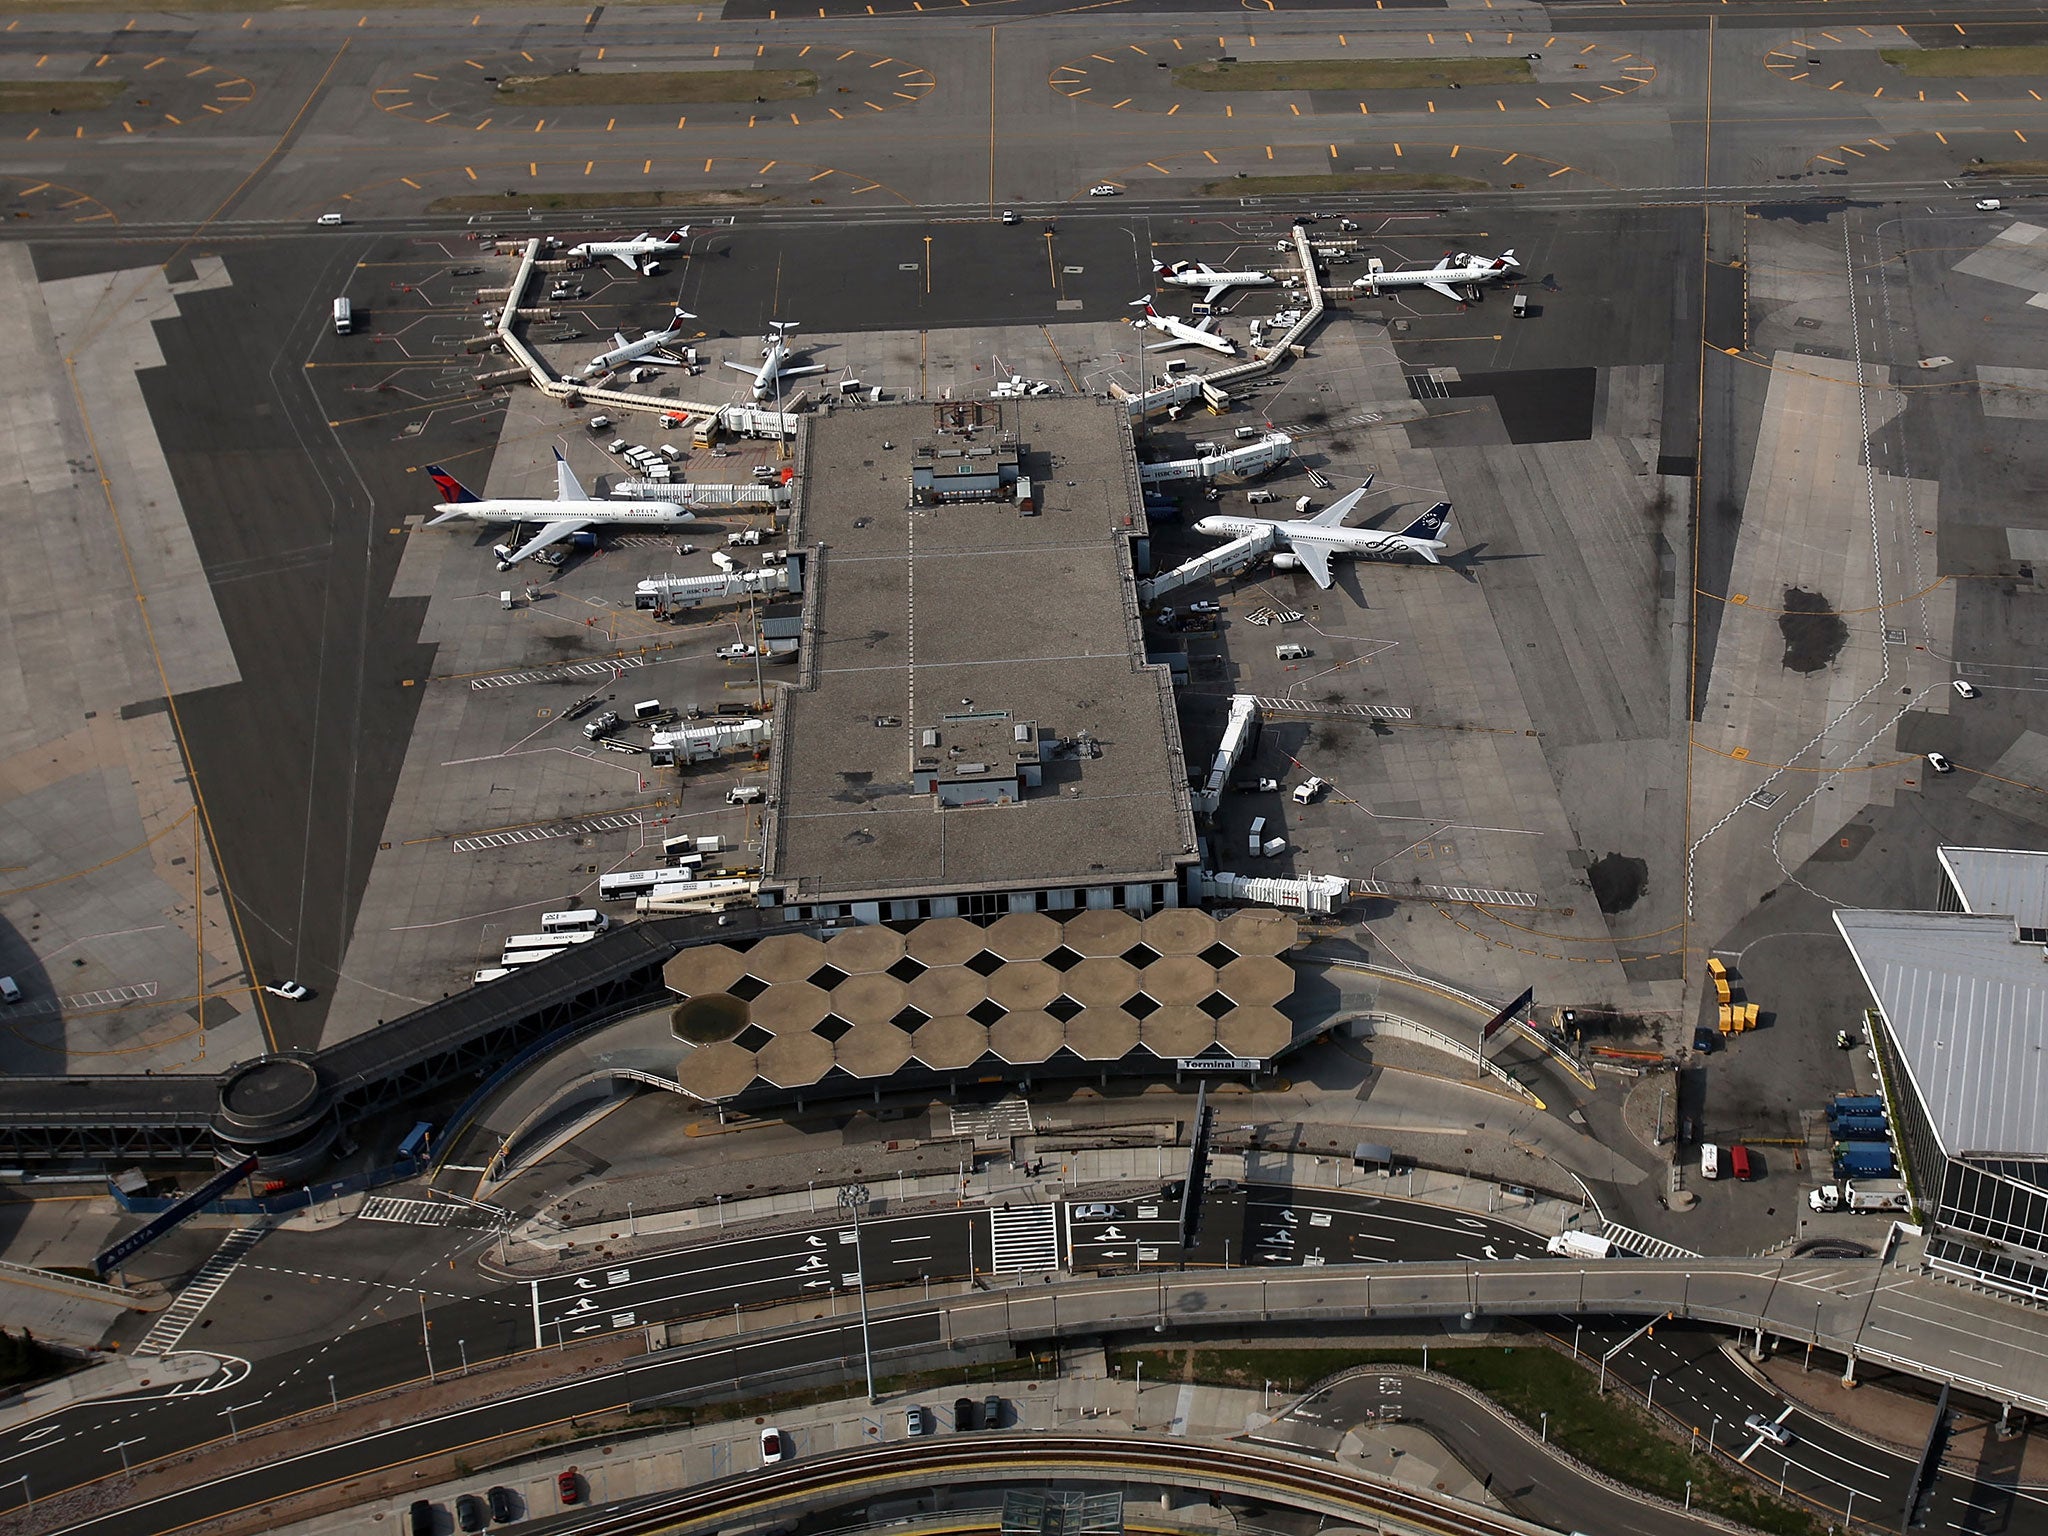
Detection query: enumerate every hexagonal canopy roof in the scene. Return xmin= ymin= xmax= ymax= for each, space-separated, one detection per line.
xmin=908 ymin=966 xmax=986 ymax=1017
xmin=1140 ymin=954 xmax=1214 ymax=1006
xmin=983 ymin=911 xmax=1062 ymax=960
xmin=836 ymin=1021 xmax=915 ymax=1079
xmin=663 ymin=944 xmax=750 ymax=997
xmin=1217 ymin=954 xmax=1293 ymax=1008
xmin=913 ymin=1015 xmax=990 ymax=1071
xmin=1063 ymin=955 xmax=1140 ymax=1008
xmin=1142 ymin=907 xmax=1217 ymax=956
xmin=1216 ymin=907 xmax=1294 ymax=956
xmin=988 ymin=1009 xmax=1063 ymax=1063
xmin=746 ymin=932 xmax=829 ymax=981
xmin=988 ymin=961 xmax=1062 ymax=1012
xmin=755 ymin=1030 xmax=834 ymax=1089
xmin=679 ymin=1040 xmax=758 ymax=1101
xmin=905 ymin=916 xmax=988 ymax=966
xmin=748 ymin=979 xmax=832 ymax=1032
xmin=1066 ymin=1009 xmax=1140 ymax=1061
xmin=829 ymin=971 xmax=908 ymax=1026
xmin=1062 ymin=908 xmax=1141 ymax=957
xmin=823 ymin=924 xmax=906 ymax=974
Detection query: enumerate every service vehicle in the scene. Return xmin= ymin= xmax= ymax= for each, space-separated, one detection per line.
xmin=582 ymin=710 xmax=622 ymax=740
xmin=317 ymin=212 xmax=344 ymax=226
xmin=1292 ymin=776 xmax=1327 ymax=805
xmin=1926 ymin=751 xmax=1954 ymax=774
xmin=1089 ymin=184 xmax=1120 ymax=196
xmin=265 ymin=980 xmax=311 ymax=1000
xmin=1808 ymin=1178 xmax=1909 ymax=1214
xmin=1545 ymin=1231 xmax=1616 ymax=1259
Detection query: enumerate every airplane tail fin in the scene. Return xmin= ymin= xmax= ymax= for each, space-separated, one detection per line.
xmin=1495 ymin=249 xmax=1519 ymax=270
xmin=425 ymin=464 xmax=480 ymax=504
xmin=667 ymin=227 xmax=690 ymax=243
xmin=1399 ymin=501 xmax=1452 ymax=542
xmin=1152 ymin=259 xmax=1168 ymax=276
xmin=671 ymin=306 xmax=696 ymax=327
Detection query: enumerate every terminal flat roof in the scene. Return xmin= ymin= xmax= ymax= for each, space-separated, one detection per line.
xmin=1834 ymin=908 xmax=2048 ymax=1159
xmin=1938 ymin=846 xmax=2048 ymax=932
xmin=764 ymin=399 xmax=1197 ymax=905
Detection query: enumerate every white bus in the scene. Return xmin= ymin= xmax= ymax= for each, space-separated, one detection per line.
xmin=497 ymin=947 xmax=564 ymax=968
xmin=598 ymin=869 xmax=672 ymax=901
xmin=502 ymin=931 xmax=597 ymax=954
xmin=540 ymin=909 xmax=608 ymax=934
xmin=473 ymin=967 xmax=513 ymax=984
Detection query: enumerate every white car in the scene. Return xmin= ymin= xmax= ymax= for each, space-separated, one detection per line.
xmin=264 ymin=980 xmax=311 ymax=1001
xmin=1926 ymin=751 xmax=1955 ymax=775
xmin=1188 ymin=600 xmax=1222 ymax=615
xmin=1088 ymin=184 xmax=1120 ymax=197
xmin=759 ymin=1426 xmax=790 ymax=1464
xmin=1976 ymin=198 xmax=2004 ymax=211
xmin=1744 ymin=1413 xmax=1795 ymax=1448
xmin=1001 ymin=210 xmax=1019 ymax=225
xmin=1071 ymin=1203 xmax=1120 ymax=1220
xmin=1953 ymin=679 xmax=1978 ymax=698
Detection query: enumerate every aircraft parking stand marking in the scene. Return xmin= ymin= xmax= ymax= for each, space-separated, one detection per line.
xmin=449 ymin=811 xmax=643 ymax=854
xmin=1048 ymin=30 xmax=1655 ymax=119
xmin=370 ymin=43 xmax=934 ymax=134
xmin=12 ymin=52 xmax=257 ymax=141
xmin=332 ymin=157 xmax=917 ymax=216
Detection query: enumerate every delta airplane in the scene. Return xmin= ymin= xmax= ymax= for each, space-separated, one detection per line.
xmin=725 ymin=321 xmax=826 ymax=400
xmin=1352 ymin=250 xmax=1520 ymax=303
xmin=1192 ymin=477 xmax=1451 ymax=589
xmin=583 ymin=306 xmax=697 ymax=378
xmin=1128 ymin=298 xmax=1236 ymax=357
xmin=1153 ymin=259 xmax=1277 ymax=307
xmin=425 ymin=449 xmax=695 ymax=571
xmin=566 ymin=228 xmax=690 ymax=275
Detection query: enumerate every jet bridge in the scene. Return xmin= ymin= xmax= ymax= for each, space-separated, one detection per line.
xmin=1138 ymin=528 xmax=1275 ymax=606
xmin=1194 ymin=694 xmax=1262 ymax=817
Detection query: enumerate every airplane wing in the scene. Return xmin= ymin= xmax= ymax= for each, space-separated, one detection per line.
xmin=1143 ymin=337 xmax=1188 ymax=352
xmin=553 ymin=449 xmax=586 ymax=503
xmin=1194 ymin=317 xmax=1217 ymax=333
xmin=778 ymin=364 xmax=827 ymax=379
xmin=1308 ymin=477 xmax=1374 ymax=527
xmin=1199 ymin=282 xmax=1233 ymax=307
xmin=1279 ymin=534 xmax=1337 ymax=589
xmin=723 ymin=360 xmax=765 ymax=375
xmin=1424 ymin=279 xmax=1466 ymax=301
xmin=503 ymin=518 xmax=591 ymax=566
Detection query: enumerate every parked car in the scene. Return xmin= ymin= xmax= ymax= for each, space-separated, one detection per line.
xmin=760 ymin=1425 xmax=791 ymax=1464
xmin=984 ymin=1393 xmax=1004 ymax=1428
xmin=1953 ymin=679 xmax=1978 ymax=698
xmin=487 ymin=1486 xmax=517 ymax=1524
xmin=557 ymin=1468 xmax=581 ymax=1505
xmin=456 ymin=1492 xmax=487 ymax=1532
xmin=264 ymin=980 xmax=311 ymax=1001
xmin=905 ymin=1404 xmax=930 ymax=1435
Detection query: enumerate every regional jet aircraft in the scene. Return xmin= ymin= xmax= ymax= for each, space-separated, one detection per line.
xmin=725 ymin=321 xmax=827 ymax=400
xmin=567 ymin=228 xmax=691 ymax=275
xmin=1128 ymin=299 xmax=1236 ymax=357
xmin=1351 ymin=250 xmax=1520 ymax=303
xmin=1153 ymin=259 xmax=1277 ymax=308
xmin=1191 ymin=478 xmax=1451 ymax=589
xmin=425 ymin=450 xmax=695 ymax=570
xmin=584 ymin=306 xmax=697 ymax=378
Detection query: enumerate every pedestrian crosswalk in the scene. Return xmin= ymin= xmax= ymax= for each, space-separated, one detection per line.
xmin=949 ymin=1099 xmax=1033 ymax=1141
xmin=359 ymin=1196 xmax=501 ymax=1228
xmin=450 ymin=811 xmax=642 ymax=854
xmin=1250 ymin=695 xmax=1411 ymax=722
xmin=135 ymin=1227 xmax=263 ymax=1357
xmin=1602 ymin=1222 xmax=1701 ymax=1262
xmin=468 ymin=655 xmax=646 ymax=691
xmin=988 ymin=1205 xmax=1061 ymax=1274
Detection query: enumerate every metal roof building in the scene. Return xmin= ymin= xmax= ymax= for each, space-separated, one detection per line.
xmin=1937 ymin=845 xmax=2048 ymax=940
xmin=1834 ymin=900 xmax=2048 ymax=1306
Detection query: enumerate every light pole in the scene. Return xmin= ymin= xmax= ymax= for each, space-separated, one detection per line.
xmin=107 ymin=1437 xmax=143 ymax=1481
xmin=1648 ymin=1371 xmax=1659 ymax=1410
xmin=419 ymin=1291 xmax=435 ymax=1382
xmin=1710 ymin=1416 xmax=1720 ymax=1456
xmin=842 ymin=1183 xmax=878 ymax=1403
xmin=327 ymin=1374 xmax=338 ymax=1413
xmin=1539 ymin=1411 xmax=1548 ymax=1444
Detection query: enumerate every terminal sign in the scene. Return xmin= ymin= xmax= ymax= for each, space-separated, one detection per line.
xmin=1176 ymin=1056 xmax=1264 ymax=1072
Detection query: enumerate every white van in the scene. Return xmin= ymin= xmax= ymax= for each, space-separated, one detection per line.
xmin=332 ymin=298 xmax=353 ymax=335
xmin=1701 ymin=1143 xmax=1721 ymax=1180
xmin=1275 ymin=643 xmax=1311 ymax=661
xmin=0 ymin=977 xmax=19 ymax=1005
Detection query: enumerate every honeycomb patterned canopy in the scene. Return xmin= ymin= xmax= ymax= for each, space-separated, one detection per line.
xmin=662 ymin=909 xmax=1299 ymax=1101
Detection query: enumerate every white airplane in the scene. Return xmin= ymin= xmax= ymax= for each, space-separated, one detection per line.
xmin=1352 ymin=249 xmax=1520 ymax=303
xmin=724 ymin=321 xmax=826 ymax=401
xmin=425 ymin=449 xmax=695 ymax=571
xmin=1128 ymin=298 xmax=1236 ymax=357
xmin=566 ymin=228 xmax=690 ymax=276
xmin=1192 ymin=477 xmax=1451 ymax=589
xmin=583 ymin=305 xmax=696 ymax=378
xmin=1153 ymin=258 xmax=1276 ymax=308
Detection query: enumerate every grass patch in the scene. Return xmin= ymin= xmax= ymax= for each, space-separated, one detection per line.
xmin=427 ymin=189 xmax=776 ymax=214
xmin=1174 ymin=57 xmax=1531 ymax=92
xmin=497 ymin=69 xmax=815 ymax=106
xmin=0 ymin=80 xmax=128 ymax=113
xmin=1199 ymin=172 xmax=1488 ymax=197
xmin=1969 ymin=160 xmax=2048 ymax=176
xmin=0 ymin=1329 xmax=71 ymax=1391
xmin=1111 ymin=1344 xmax=1825 ymax=1536
xmin=1880 ymin=45 xmax=2048 ymax=78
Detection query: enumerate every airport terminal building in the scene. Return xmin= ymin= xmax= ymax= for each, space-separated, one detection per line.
xmin=1834 ymin=846 xmax=2048 ymax=1303
xmin=758 ymin=398 xmax=1200 ymax=925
